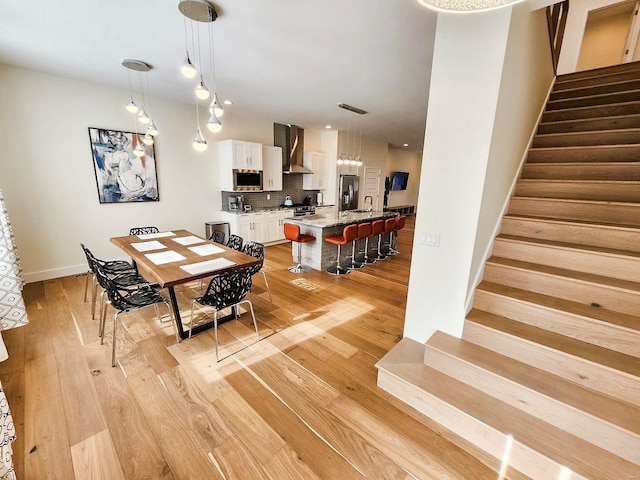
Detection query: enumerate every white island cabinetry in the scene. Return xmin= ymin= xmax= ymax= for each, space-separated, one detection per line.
xmin=220 ymin=210 xmax=290 ymax=245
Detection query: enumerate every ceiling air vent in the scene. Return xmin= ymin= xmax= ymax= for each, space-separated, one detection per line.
xmin=338 ymin=103 xmax=368 ymax=115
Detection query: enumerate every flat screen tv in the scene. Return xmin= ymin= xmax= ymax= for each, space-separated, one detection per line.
xmin=391 ymin=171 xmax=409 ymax=191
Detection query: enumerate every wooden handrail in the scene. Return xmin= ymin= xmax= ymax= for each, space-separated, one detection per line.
xmin=547 ymin=0 xmax=569 ymax=73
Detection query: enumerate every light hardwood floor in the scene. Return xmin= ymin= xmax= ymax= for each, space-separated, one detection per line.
xmin=0 ymin=217 xmax=502 ymax=479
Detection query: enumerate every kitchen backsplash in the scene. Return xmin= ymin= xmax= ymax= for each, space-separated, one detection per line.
xmin=221 ymin=175 xmax=319 ymax=211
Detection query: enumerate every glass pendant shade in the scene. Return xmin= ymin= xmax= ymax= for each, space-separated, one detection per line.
xmin=142 ymin=133 xmax=154 ymax=146
xmin=192 ymin=127 xmax=208 ymax=152
xmin=137 ymin=107 xmax=151 ymax=124
xmin=181 ymin=54 xmax=198 ymax=78
xmin=133 ymin=142 xmax=145 ymax=157
xmin=125 ymin=96 xmax=139 ymax=113
xmin=415 ymin=0 xmax=523 ymax=13
xmin=147 ymin=121 xmax=158 ymax=136
xmin=195 ymin=77 xmax=210 ymax=100
xmin=209 ymin=93 xmax=224 ymax=117
xmin=206 ymin=113 xmax=222 ymax=133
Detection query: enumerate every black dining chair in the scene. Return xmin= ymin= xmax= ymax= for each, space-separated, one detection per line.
xmin=81 ymin=244 xmax=138 ymax=317
xmin=190 ymin=268 xmax=258 ymax=361
xmin=209 ymin=229 xmax=226 ymax=245
xmin=129 ymin=226 xmax=160 ymax=235
xmin=241 ymin=241 xmax=272 ymax=302
xmin=226 ymin=234 xmax=243 ymax=251
xmin=95 ymin=264 xmax=177 ymax=367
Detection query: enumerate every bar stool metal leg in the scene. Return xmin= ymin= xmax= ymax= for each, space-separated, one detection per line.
xmin=327 ymin=244 xmax=350 ymax=275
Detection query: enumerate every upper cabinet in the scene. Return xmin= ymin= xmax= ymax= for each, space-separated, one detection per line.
xmin=262 ymin=146 xmax=283 ymax=191
xmin=219 ymin=139 xmax=263 ymax=170
xmin=302 ymin=151 xmax=329 ymax=190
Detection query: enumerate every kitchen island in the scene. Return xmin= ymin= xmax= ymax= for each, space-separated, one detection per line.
xmin=285 ymin=210 xmax=397 ymax=271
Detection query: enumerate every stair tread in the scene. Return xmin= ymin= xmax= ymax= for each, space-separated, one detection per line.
xmin=427 ymin=331 xmax=640 ymax=435
xmin=466 ymin=309 xmax=640 ymax=377
xmin=556 ymin=61 xmax=640 ymax=82
xmin=379 ymin=340 xmax=638 ymax=480
xmin=517 ymin=178 xmax=640 ymax=185
xmin=511 ymin=195 xmax=640 ymax=209
xmin=536 ymin=127 xmax=640 ymax=137
xmin=476 ymin=280 xmax=640 ymax=333
xmin=523 ymin=161 xmax=640 ymax=167
xmin=539 ymin=113 xmax=640 ymax=127
xmin=530 ymin=143 xmax=640 ymax=152
xmin=547 ymin=88 xmax=640 ymax=105
xmin=542 ymin=100 xmax=640 ymax=118
xmin=501 ymin=213 xmax=640 ymax=232
xmin=551 ymin=79 xmax=640 ymax=97
xmin=495 ymin=233 xmax=640 ymax=260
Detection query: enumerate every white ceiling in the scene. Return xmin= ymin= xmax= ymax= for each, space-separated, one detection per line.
xmin=0 ymin=0 xmax=437 ymax=152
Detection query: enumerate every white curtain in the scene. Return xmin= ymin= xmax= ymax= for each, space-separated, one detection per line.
xmin=0 ymin=189 xmax=29 ymax=336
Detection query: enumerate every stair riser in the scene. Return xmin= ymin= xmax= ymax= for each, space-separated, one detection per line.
xmin=527 ymin=145 xmax=640 ymax=163
xmin=556 ymin=62 xmax=640 ymax=84
xmin=547 ymin=90 xmax=640 ymax=111
xmin=550 ymin=80 xmax=640 ymax=100
xmin=532 ymin=130 xmax=640 ymax=148
xmin=514 ymin=181 xmax=640 ymax=203
xmin=423 ymin=344 xmax=640 ymax=464
xmin=521 ymin=163 xmax=640 ymax=180
xmin=376 ymin=369 xmax=586 ymax=480
xmin=538 ymin=115 xmax=640 ymax=134
xmin=492 ymin=238 xmax=640 ymax=283
xmin=508 ymin=197 xmax=640 ymax=226
xmin=483 ymin=262 xmax=640 ymax=317
xmin=542 ymin=102 xmax=640 ymax=123
xmin=473 ymin=289 xmax=640 ymax=358
xmin=462 ymin=321 xmax=640 ymax=407
xmin=555 ymin=71 xmax=640 ymax=91
xmin=499 ymin=217 xmax=640 ymax=252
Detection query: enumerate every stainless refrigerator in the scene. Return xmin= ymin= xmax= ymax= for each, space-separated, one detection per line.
xmin=339 ymin=174 xmax=359 ymax=211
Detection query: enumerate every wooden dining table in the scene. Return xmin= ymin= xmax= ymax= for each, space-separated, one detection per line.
xmin=110 ymin=229 xmax=260 ymax=340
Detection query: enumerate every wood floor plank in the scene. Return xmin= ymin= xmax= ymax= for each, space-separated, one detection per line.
xmin=211 ymin=434 xmax=271 ymax=480
xmin=70 ymin=429 xmax=126 ymax=480
xmin=262 ymin=445 xmax=323 ymax=480
xmin=84 ymin=344 xmax=174 ymax=480
xmin=127 ymin=367 xmax=224 ymax=479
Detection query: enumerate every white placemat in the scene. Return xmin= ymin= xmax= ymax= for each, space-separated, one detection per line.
xmin=180 ymin=257 xmax=236 ymax=275
xmin=188 ymin=243 xmax=225 ymax=256
xmin=137 ymin=231 xmax=176 ymax=240
xmin=131 ymin=240 xmax=167 ymax=252
xmin=172 ymin=235 xmax=205 ymax=246
xmin=145 ymin=250 xmax=186 ymax=265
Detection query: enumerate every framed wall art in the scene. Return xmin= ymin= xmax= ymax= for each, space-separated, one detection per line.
xmin=88 ymin=127 xmax=159 ymax=203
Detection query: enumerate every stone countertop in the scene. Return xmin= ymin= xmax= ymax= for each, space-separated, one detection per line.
xmin=221 ymin=205 xmax=335 ymax=214
xmin=285 ymin=210 xmax=395 ymax=228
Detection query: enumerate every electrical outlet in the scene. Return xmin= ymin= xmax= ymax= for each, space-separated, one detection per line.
xmin=266 ymin=194 xmax=270 ymax=200
xmin=419 ymin=232 xmax=440 ymax=247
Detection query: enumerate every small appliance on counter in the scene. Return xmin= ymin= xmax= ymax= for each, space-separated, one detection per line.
xmin=244 ymin=205 xmax=252 ymax=212
xmin=228 ymin=195 xmax=244 ymax=212
xmin=283 ymin=195 xmax=293 ymax=207
xmin=316 ymin=192 xmax=323 ymax=206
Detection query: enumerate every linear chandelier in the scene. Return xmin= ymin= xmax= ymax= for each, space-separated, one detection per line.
xmin=416 ymin=0 xmax=524 ymax=13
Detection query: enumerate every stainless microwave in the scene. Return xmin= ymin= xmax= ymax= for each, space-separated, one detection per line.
xmin=233 ymin=169 xmax=263 ymax=191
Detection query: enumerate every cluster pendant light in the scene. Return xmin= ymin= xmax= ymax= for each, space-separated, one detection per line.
xmin=337 ymin=119 xmax=363 ymax=167
xmin=122 ymin=59 xmax=158 ymax=157
xmin=415 ymin=0 xmax=523 ymax=13
xmin=179 ymin=0 xmax=224 ymax=152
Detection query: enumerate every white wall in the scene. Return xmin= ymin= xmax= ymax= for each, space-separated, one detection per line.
xmin=386 ymin=148 xmax=421 ymax=209
xmin=0 ymin=64 xmax=273 ymax=282
xmin=469 ymin=4 xmax=555 ymax=295
xmin=403 ymin=3 xmax=553 ymax=343
xmin=557 ymin=0 xmax=631 ymax=74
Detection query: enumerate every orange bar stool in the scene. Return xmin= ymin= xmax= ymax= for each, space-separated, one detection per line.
xmin=371 ymin=219 xmax=386 ymax=260
xmin=389 ymin=215 xmax=406 ymax=255
xmin=284 ymin=223 xmax=315 ymax=273
xmin=381 ymin=217 xmax=396 ymax=258
xmin=351 ymin=222 xmax=371 ymax=269
xmin=362 ymin=222 xmax=378 ymax=264
xmin=324 ymin=224 xmax=358 ymax=275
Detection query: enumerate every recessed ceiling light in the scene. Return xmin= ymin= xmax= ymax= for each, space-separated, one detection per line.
xmin=403 ymin=143 xmax=409 ymax=147
xmin=325 ymin=125 xmax=332 ymax=129
xmin=223 ymin=100 xmax=233 ymax=105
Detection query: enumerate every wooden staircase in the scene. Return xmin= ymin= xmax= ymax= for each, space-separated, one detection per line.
xmin=377 ymin=62 xmax=640 ymax=480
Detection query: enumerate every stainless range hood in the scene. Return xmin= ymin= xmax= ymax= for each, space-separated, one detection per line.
xmin=273 ymin=123 xmax=312 ymax=174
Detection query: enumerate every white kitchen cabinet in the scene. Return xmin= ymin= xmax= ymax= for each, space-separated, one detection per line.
xmin=303 ymin=151 xmax=329 ymax=190
xmin=264 ymin=210 xmax=284 ymax=242
xmin=221 ymin=211 xmax=264 ymax=243
xmin=262 ymin=146 xmax=283 ymax=191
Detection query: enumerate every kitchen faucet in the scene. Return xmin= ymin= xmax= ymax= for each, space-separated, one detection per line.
xmin=364 ymin=195 xmax=373 ymax=211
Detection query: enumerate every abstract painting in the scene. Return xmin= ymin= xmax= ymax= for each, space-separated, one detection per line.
xmin=88 ymin=127 xmax=159 ymax=203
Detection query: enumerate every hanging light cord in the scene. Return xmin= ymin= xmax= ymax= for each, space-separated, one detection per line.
xmin=208 ymin=23 xmax=217 ymax=92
